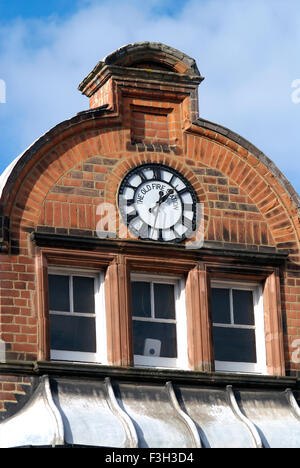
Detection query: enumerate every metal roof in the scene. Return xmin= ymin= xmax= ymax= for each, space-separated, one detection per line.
xmin=1 ymin=374 xmax=300 ymax=448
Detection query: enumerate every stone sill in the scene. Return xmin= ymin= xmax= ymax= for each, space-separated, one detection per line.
xmin=0 ymin=360 xmax=298 ymax=390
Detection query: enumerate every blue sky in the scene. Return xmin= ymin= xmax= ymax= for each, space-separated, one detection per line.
xmin=0 ymin=0 xmax=82 ymax=20
xmin=0 ymin=0 xmax=300 ymax=193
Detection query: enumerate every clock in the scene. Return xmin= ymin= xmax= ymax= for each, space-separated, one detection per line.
xmin=118 ymin=163 xmax=197 ymax=242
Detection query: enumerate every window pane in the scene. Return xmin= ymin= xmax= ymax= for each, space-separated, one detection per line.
xmin=154 ymin=283 xmax=175 ymax=319
xmin=48 ymin=275 xmax=70 ymax=312
xmin=232 ymin=289 xmax=254 ymax=325
xmin=133 ymin=320 xmax=177 ymax=358
xmin=131 ymin=282 xmax=151 ymax=318
xmin=213 ymin=326 xmax=257 ymax=363
xmin=50 ymin=315 xmax=96 ymax=353
xmin=211 ymin=288 xmax=231 ymax=324
xmin=73 ymin=276 xmax=95 ymax=314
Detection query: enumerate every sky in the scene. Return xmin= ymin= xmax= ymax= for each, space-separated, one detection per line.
xmin=0 ymin=0 xmax=300 ymax=193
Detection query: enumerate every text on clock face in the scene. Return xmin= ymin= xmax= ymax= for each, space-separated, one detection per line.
xmin=136 ymin=183 xmax=180 ymax=210
xmin=122 ymin=178 xmax=191 ymax=233
xmin=134 ymin=180 xmax=182 ymax=230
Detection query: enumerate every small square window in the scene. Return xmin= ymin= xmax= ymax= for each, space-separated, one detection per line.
xmin=211 ymin=280 xmax=266 ymax=374
xmin=48 ymin=268 xmax=106 ymax=363
xmin=131 ymin=274 xmax=188 ymax=369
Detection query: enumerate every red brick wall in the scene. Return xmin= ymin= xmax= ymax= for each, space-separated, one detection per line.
xmin=0 ymin=374 xmax=32 ymax=417
xmin=1 ymin=125 xmax=299 ymax=368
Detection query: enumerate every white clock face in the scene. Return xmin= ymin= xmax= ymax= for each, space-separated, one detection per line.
xmin=118 ymin=164 xmax=197 ymax=242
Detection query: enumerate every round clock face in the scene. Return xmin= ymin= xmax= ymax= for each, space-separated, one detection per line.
xmin=118 ymin=164 xmax=197 ymax=242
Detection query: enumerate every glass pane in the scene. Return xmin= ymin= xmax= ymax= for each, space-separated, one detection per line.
xmin=48 ymin=275 xmax=70 ymax=312
xmin=233 ymin=289 xmax=254 ymax=325
xmin=211 ymin=288 xmax=231 ymax=324
xmin=154 ymin=283 xmax=175 ymax=319
xmin=131 ymin=282 xmax=151 ymax=318
xmin=73 ymin=276 xmax=95 ymax=314
xmin=50 ymin=315 xmax=96 ymax=353
xmin=133 ymin=320 xmax=177 ymax=358
xmin=213 ymin=326 xmax=257 ymax=363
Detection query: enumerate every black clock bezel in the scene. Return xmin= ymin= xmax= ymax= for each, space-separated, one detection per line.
xmin=118 ymin=163 xmax=198 ymax=243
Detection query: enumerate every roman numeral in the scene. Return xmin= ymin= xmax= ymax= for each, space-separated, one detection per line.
xmin=124 ymin=183 xmax=136 ymax=190
xmin=169 ymin=175 xmax=176 ymax=186
xmin=127 ymin=214 xmax=139 ymax=224
xmin=138 ymin=170 xmax=147 ymax=182
xmin=182 ymin=216 xmax=193 ymax=229
xmin=153 ymin=167 xmax=161 ymax=180
xmin=169 ymin=226 xmax=180 ymax=240
xmin=177 ymin=187 xmax=188 ymax=195
xmin=123 ymin=198 xmax=134 ymax=206
xmin=138 ymin=222 xmax=149 ymax=239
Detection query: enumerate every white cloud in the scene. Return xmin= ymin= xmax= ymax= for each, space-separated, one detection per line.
xmin=0 ymin=0 xmax=300 ymax=192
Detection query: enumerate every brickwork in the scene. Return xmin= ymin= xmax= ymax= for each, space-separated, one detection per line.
xmin=2 ymin=127 xmax=297 ymax=368
xmin=0 ymin=375 xmax=32 ymax=416
xmin=89 ymin=78 xmax=114 ymax=110
xmin=1 ymin=129 xmax=299 ymax=362
xmin=1 ymin=131 xmax=300 ymax=365
xmin=130 ymin=109 xmax=170 ymax=145
xmin=0 ymin=42 xmax=300 ymax=414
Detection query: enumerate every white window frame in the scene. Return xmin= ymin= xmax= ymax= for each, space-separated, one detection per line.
xmin=211 ymin=279 xmax=267 ymax=375
xmin=49 ymin=267 xmax=107 ymax=364
xmin=131 ymin=273 xmax=188 ymax=370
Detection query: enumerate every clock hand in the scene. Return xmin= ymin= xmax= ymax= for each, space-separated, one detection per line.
xmin=159 ymin=188 xmax=174 ymax=204
xmin=151 ymin=202 xmax=160 ymax=234
xmin=149 ymin=189 xmax=175 ymax=239
xmin=149 ymin=191 xmax=164 ymax=215
xmin=149 ymin=189 xmax=174 ymax=213
xmin=149 ymin=190 xmax=167 ymax=236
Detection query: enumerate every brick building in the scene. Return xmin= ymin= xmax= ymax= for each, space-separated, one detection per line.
xmin=0 ymin=42 xmax=300 ymax=448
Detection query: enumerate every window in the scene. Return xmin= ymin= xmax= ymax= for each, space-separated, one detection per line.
xmin=131 ymin=273 xmax=188 ymax=369
xmin=48 ymin=268 xmax=106 ymax=363
xmin=211 ymin=280 xmax=266 ymax=374
xmin=37 ymin=244 xmax=284 ymax=375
